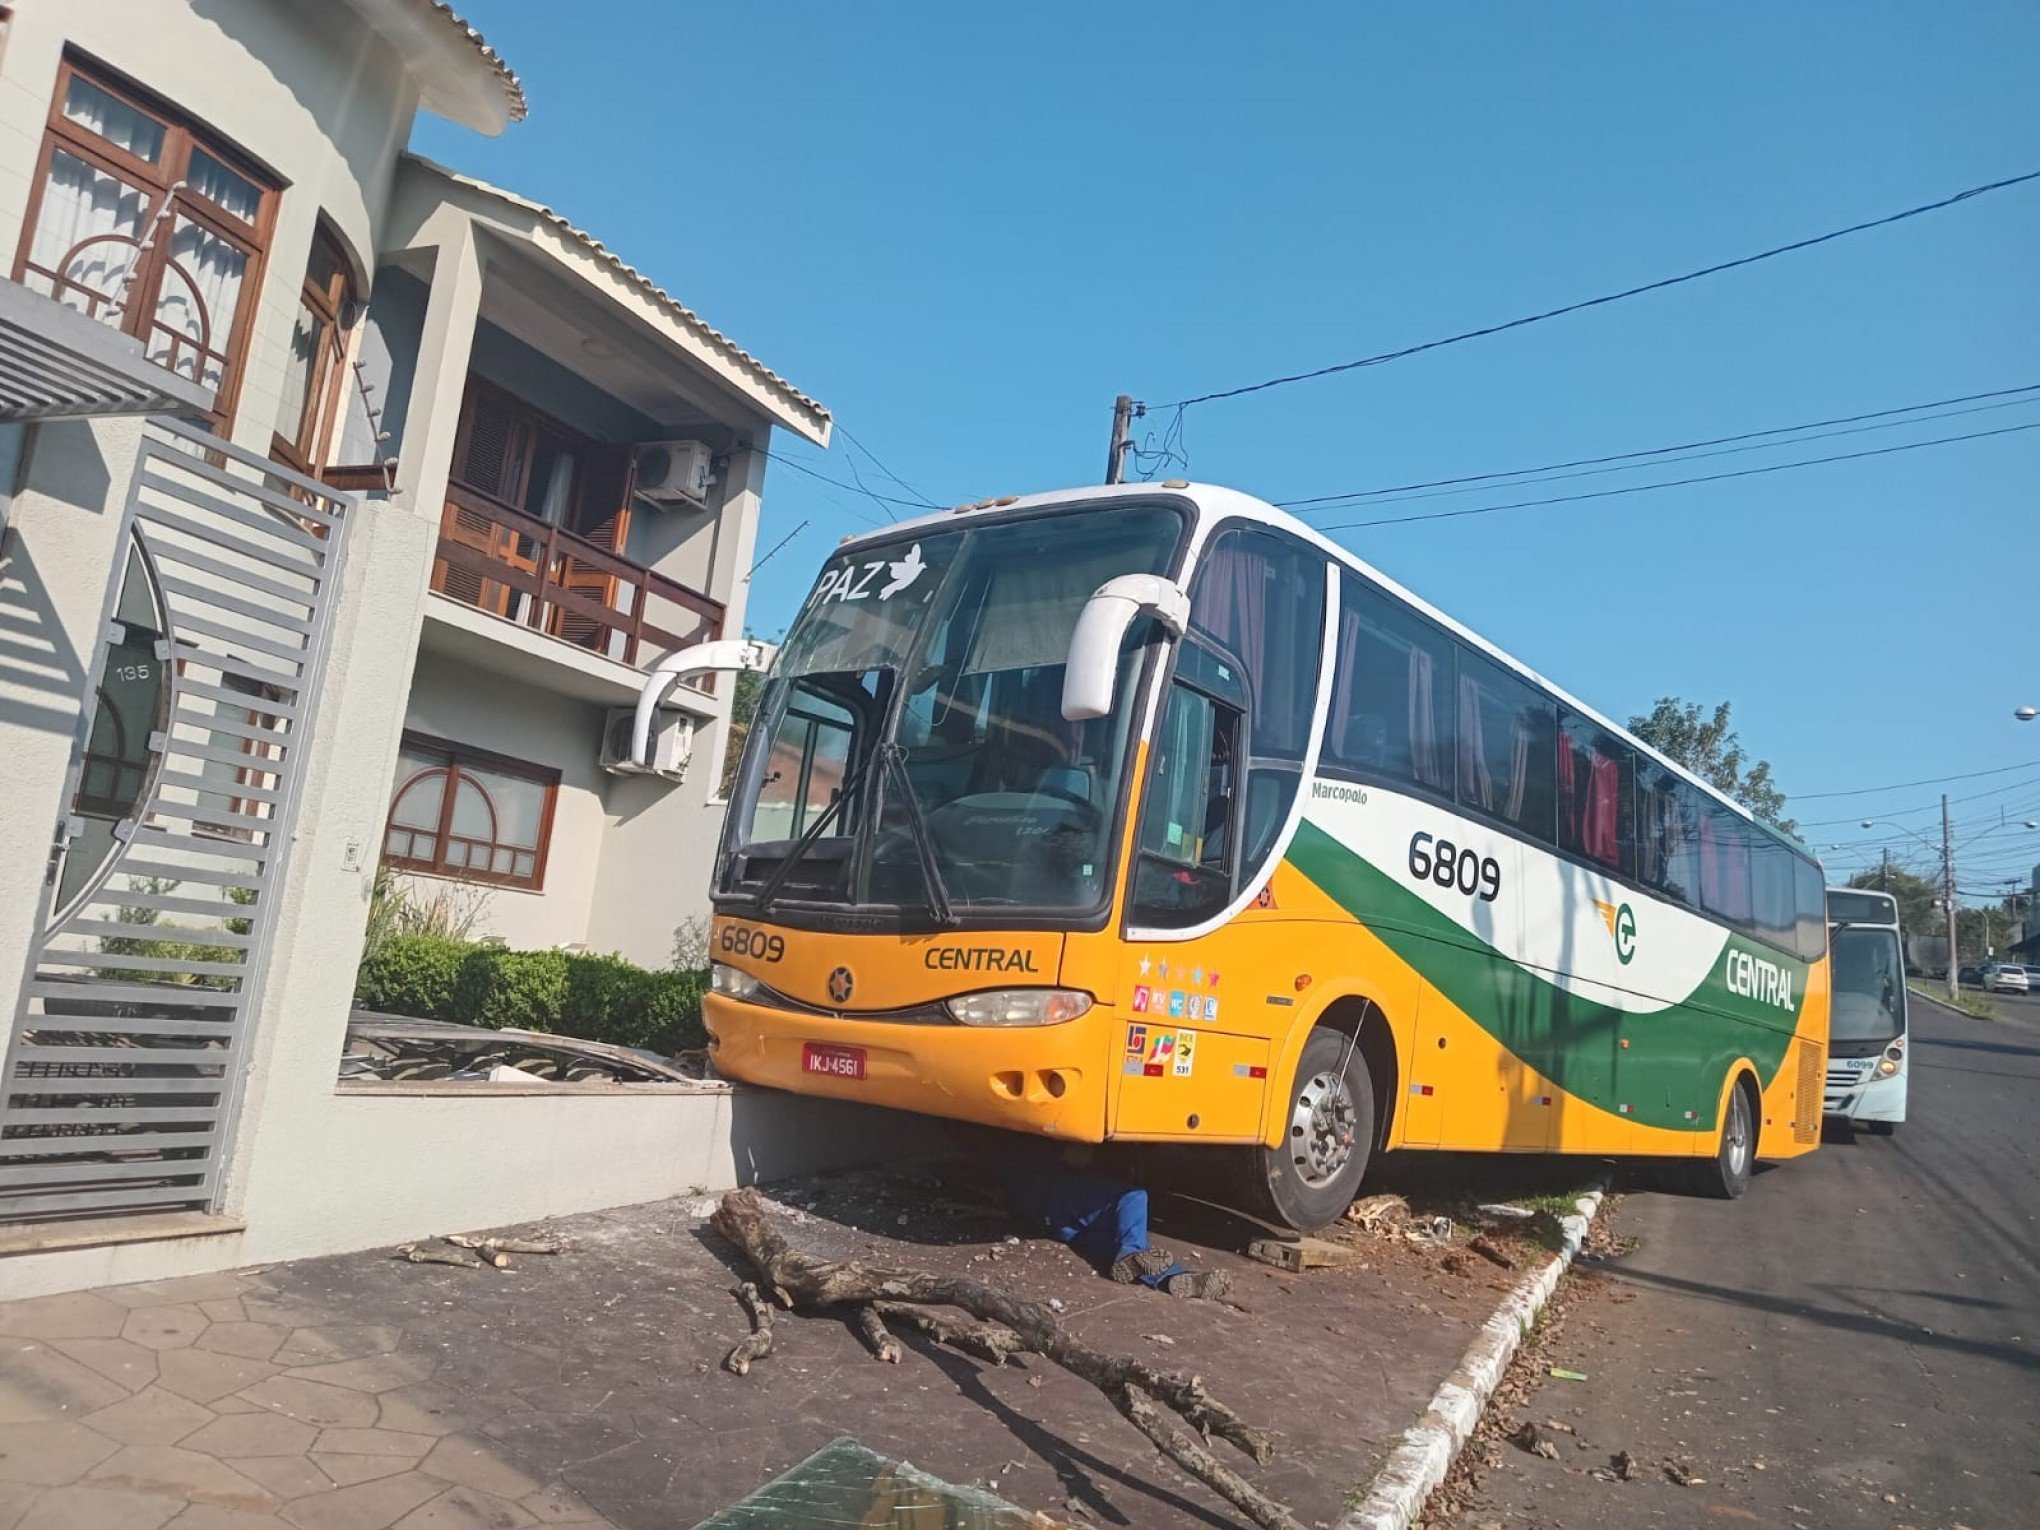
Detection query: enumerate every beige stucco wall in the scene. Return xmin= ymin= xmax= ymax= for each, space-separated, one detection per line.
xmin=395 ymin=643 xmax=608 ymax=953
xmin=0 ymin=0 xmax=423 ymax=459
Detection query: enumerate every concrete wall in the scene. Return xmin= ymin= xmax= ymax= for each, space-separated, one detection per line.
xmin=0 ymin=1085 xmax=948 ymax=1301
xmin=398 ymin=644 xmax=609 ymax=953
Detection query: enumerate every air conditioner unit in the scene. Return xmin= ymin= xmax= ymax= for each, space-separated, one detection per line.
xmin=634 ymin=439 xmax=714 ymax=507
xmin=601 ymin=706 xmax=692 ymax=782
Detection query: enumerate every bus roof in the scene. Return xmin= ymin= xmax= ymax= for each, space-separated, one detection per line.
xmin=828 ymin=481 xmax=1814 ymax=861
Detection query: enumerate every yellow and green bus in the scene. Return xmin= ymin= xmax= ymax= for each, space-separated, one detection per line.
xmin=694 ymin=483 xmax=1830 ymax=1228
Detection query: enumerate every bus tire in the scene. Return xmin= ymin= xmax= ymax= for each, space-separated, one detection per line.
xmin=1236 ymin=1026 xmax=1375 ymax=1231
xmin=1864 ymin=1119 xmax=1897 ymax=1137
xmin=1690 ymin=1074 xmax=1758 ymax=1200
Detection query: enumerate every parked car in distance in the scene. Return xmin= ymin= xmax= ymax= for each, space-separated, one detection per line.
xmin=1981 ymin=961 xmax=2030 ymax=994
xmin=1958 ymin=964 xmax=1984 ymax=985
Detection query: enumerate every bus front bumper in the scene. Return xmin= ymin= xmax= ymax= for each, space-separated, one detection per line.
xmin=703 ymin=993 xmax=1111 ymax=1141
xmin=1823 ymin=1055 xmax=1907 ymax=1123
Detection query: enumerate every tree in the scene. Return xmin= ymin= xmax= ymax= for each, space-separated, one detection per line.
xmin=1845 ymin=864 xmax=1938 ymax=940
xmin=718 ymin=664 xmax=766 ymax=799
xmin=1628 ymin=697 xmax=1794 ymax=833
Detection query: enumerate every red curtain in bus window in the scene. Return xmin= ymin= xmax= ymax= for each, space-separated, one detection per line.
xmin=1585 ymin=753 xmax=1620 ymax=864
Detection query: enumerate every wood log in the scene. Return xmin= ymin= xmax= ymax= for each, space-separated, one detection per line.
xmin=724 ymin=1281 xmax=776 ymax=1375
xmin=711 ymin=1187 xmax=1299 ymax=1530
xmin=871 ymin=1301 xmax=1026 ymax=1365
xmin=853 ymin=1304 xmax=903 ymax=1363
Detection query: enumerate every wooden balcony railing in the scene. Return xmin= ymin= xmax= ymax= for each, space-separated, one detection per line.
xmin=431 ymin=482 xmax=724 ymax=667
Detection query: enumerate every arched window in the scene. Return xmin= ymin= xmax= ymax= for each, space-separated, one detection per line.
xmin=383 ymin=734 xmax=559 ymax=889
xmin=272 ymin=225 xmax=358 ymax=474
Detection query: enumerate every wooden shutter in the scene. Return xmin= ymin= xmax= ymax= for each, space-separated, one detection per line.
xmin=551 ymin=445 xmax=635 ymax=652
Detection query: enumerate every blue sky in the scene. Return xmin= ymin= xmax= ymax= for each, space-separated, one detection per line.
xmin=415 ymin=2 xmax=2040 ymax=893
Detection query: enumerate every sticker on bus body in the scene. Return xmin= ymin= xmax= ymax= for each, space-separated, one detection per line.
xmin=1173 ymin=1031 xmax=1196 ymax=1078
xmin=1131 ymin=986 xmax=1152 ymax=1012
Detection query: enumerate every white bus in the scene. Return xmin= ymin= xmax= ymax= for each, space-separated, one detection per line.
xmin=1823 ymin=887 xmax=1908 ymax=1133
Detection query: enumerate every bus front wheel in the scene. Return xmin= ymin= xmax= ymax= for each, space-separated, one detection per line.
xmin=1690 ymin=1075 xmax=1758 ymax=1200
xmin=1236 ymin=1027 xmax=1376 ymax=1231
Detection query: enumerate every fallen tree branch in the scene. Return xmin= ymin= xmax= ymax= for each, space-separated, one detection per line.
xmin=724 ymin=1281 xmax=776 ymax=1375
xmin=397 ymin=1244 xmax=483 ymax=1269
xmin=853 ymin=1304 xmax=903 ymax=1363
xmin=872 ymin=1301 xmax=1026 ymax=1365
xmin=711 ymin=1187 xmax=1298 ymax=1530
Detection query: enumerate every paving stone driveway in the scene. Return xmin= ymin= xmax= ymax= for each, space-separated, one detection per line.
xmin=0 ymin=1267 xmax=603 ymax=1530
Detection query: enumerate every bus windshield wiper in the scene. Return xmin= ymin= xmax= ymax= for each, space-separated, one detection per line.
xmin=752 ymin=752 xmax=876 ymax=915
xmin=879 ymin=742 xmax=957 ymax=926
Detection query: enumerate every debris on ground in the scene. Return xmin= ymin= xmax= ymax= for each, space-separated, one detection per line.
xmin=396 ymin=1243 xmax=483 ymax=1269
xmin=1467 ymin=1235 xmax=1517 ymax=1269
xmin=1509 ymin=1422 xmax=1562 ymax=1461
xmin=1548 ymin=1366 xmax=1589 ymax=1382
xmin=1664 ymin=1457 xmax=1705 ymax=1487
xmin=1612 ymin=1449 xmax=1637 ymax=1480
xmin=710 ymin=1187 xmax=1304 ymax=1530
xmin=723 ymin=1281 xmax=776 ymax=1376
xmin=1246 ymin=1235 xmax=1364 ymax=1272
xmin=1345 ymin=1193 xmax=1413 ymax=1231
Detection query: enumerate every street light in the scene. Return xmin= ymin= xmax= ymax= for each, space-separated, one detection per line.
xmin=2018 ymin=705 xmax=2037 ymax=722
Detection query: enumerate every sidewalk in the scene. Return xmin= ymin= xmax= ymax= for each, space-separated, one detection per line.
xmin=0 ymin=1159 xmax=1566 ymax=1529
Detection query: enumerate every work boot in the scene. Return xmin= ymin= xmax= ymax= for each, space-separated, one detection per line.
xmin=1161 ymin=1268 xmax=1233 ymax=1300
xmin=1109 ymin=1246 xmax=1177 ymax=1284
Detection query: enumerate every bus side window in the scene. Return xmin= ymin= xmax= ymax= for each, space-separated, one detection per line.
xmin=1794 ymin=855 xmax=1827 ymax=960
xmin=1131 ymin=681 xmax=1241 ymax=926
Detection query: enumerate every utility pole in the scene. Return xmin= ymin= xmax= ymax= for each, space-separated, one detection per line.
xmin=1944 ymin=793 xmax=1959 ymax=1001
xmin=1881 ymin=846 xmax=1890 ymax=892
xmin=1104 ymin=394 xmax=1135 ymax=485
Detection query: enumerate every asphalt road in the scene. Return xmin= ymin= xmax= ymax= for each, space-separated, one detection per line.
xmin=1448 ymin=994 xmax=2039 ymax=1528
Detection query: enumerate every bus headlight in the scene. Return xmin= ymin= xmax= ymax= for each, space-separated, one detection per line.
xmin=1876 ymin=1040 xmax=1904 ymax=1077
xmin=946 ymin=989 xmax=1093 ymax=1027
xmin=711 ymin=963 xmax=761 ymax=1000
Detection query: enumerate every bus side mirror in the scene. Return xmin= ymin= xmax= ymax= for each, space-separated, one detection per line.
xmin=634 ymin=637 xmax=776 ymax=767
xmin=1061 ymin=574 xmax=1191 ymax=722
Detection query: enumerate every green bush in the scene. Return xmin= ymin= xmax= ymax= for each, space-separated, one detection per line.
xmin=354 ymin=934 xmax=469 ymax=1018
xmin=448 ymin=946 xmax=569 ymax=1033
xmin=354 ymin=934 xmax=708 ymax=1055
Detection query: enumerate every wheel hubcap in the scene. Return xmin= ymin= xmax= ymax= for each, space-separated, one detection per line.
xmin=1727 ymin=1095 xmax=1751 ymax=1175
xmin=1290 ymin=1070 xmax=1357 ymax=1187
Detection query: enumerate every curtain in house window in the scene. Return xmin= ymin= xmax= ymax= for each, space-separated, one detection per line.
xmin=149 ymin=215 xmax=247 ymax=393
xmin=61 ymin=72 xmax=165 ymax=160
xmin=24 ymin=149 xmax=149 ymax=321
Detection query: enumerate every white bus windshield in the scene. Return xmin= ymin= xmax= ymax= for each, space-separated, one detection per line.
xmin=1829 ymin=925 xmax=1905 ymax=1052
xmin=720 ymin=504 xmax=1185 ymax=917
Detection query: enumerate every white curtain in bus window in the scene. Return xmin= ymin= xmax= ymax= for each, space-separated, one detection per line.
xmin=1455 ymin=650 xmax=1556 ymax=840
xmin=961 ymin=526 xmax=1164 ymax=675
xmin=1329 ymin=574 xmax=1451 ymax=792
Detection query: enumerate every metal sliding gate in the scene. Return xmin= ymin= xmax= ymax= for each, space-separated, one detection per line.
xmin=0 ymin=417 xmax=355 ymax=1223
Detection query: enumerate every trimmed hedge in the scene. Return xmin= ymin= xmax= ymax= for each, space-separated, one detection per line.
xmin=356 ymin=935 xmax=708 ymax=1056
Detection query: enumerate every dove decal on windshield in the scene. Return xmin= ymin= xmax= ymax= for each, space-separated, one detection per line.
xmin=878 ymin=543 xmax=926 ymax=599
xmin=810 ymin=542 xmax=931 ymax=605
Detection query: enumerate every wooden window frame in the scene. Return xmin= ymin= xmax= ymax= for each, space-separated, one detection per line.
xmin=271 ymin=224 xmax=357 ymax=475
xmin=13 ymin=50 xmax=282 ymax=431
xmin=383 ymin=730 xmax=560 ymax=892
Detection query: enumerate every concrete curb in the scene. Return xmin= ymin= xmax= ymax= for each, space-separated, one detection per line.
xmin=1333 ymin=1189 xmax=1607 ymax=1530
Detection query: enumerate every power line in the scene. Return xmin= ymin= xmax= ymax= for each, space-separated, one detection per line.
xmin=1799 ymin=773 xmax=2040 ymax=829
xmin=761 ymin=447 xmax=940 ymax=516
xmin=1318 ymin=420 xmax=2040 ymax=532
xmin=1159 ymin=168 xmax=2040 ymax=411
xmin=1279 ymin=383 xmax=2040 ymax=513
xmin=1797 ymin=759 xmax=2040 ymax=801
xmin=836 ymin=424 xmax=941 ymax=512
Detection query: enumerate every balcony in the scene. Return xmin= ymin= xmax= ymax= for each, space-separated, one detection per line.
xmin=430 ymin=480 xmax=723 ymax=668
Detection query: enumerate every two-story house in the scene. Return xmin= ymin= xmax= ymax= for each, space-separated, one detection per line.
xmin=0 ymin=1 xmax=897 ymax=1300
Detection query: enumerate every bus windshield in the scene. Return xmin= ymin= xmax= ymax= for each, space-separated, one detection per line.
xmin=719 ymin=503 xmax=1185 ymax=919
xmin=1829 ymin=924 xmax=1905 ymax=1053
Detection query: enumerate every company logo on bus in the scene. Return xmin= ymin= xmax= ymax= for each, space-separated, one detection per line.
xmin=827 ymin=966 xmax=855 ymax=1004
xmin=1594 ymin=900 xmax=1638 ymax=965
